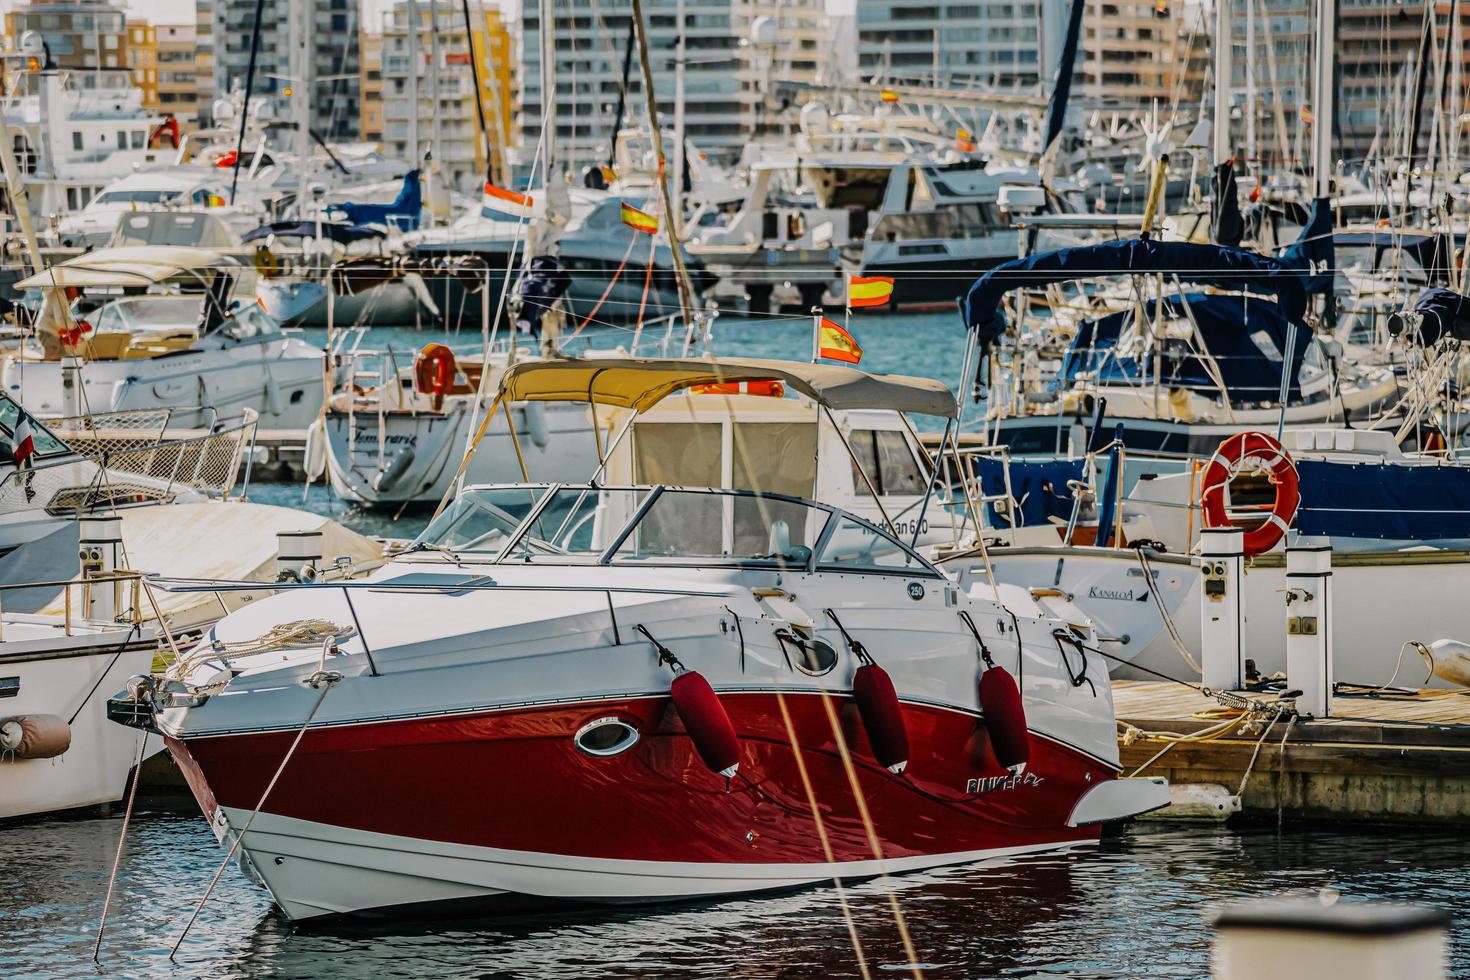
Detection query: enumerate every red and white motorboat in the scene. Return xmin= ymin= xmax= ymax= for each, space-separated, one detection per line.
xmin=117 ymin=360 xmax=1166 ymax=921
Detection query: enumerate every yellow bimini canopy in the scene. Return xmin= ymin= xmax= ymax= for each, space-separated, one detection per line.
xmin=496 ymin=355 xmax=959 ymax=419
xmin=14 ymin=247 xmax=231 ymax=291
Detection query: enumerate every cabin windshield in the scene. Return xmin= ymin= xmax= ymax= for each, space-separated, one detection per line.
xmin=412 ymin=484 xmax=941 ymax=576
xmin=89 ymin=296 xmax=203 ymax=335
xmin=0 ymin=394 xmax=69 ymax=459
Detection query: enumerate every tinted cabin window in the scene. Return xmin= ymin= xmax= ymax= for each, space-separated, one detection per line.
xmin=634 ymin=422 xmax=722 ymax=554
xmin=849 ymin=429 xmax=926 ymax=496
xmin=732 ymin=421 xmax=817 ymax=555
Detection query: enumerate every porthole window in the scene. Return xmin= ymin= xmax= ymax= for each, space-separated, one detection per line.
xmin=573 ymin=717 xmax=640 ymax=757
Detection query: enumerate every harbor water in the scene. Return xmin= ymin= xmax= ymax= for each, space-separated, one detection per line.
xmin=4 ymin=798 xmax=1469 ymax=978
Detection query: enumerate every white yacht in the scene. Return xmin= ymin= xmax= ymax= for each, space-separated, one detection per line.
xmin=5 ymin=247 xmax=325 ymax=429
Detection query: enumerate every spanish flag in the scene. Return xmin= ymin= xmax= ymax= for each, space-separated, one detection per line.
xmin=621 ymin=201 xmax=658 ymax=234
xmin=817 ymin=317 xmax=862 ymax=364
xmin=848 ymin=275 xmax=895 ymax=309
xmin=956 ymin=128 xmax=976 ymax=153
xmin=880 ymin=89 xmax=899 ymax=104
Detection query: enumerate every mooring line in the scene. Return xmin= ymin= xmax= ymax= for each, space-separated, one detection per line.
xmin=93 ymin=729 xmax=149 ymax=962
xmin=169 ymin=671 xmax=340 ymax=959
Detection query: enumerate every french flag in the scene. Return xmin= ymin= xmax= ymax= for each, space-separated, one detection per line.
xmin=13 ymin=411 xmax=34 ymax=468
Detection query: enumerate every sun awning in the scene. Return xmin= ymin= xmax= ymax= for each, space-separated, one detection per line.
xmin=497 ymin=356 xmax=959 ymax=418
xmin=14 ymin=246 xmax=230 ymax=291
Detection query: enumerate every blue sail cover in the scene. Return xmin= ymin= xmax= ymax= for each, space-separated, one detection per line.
xmin=971 ymin=456 xmax=1084 ymax=528
xmin=1296 ymin=459 xmax=1470 ymax=542
xmin=332 ymin=170 xmax=422 ymax=231
xmin=963 ymin=239 xmax=1310 ymax=347
xmin=1056 ymin=292 xmax=1313 ymax=401
xmin=1278 ymin=196 xmax=1334 ymax=295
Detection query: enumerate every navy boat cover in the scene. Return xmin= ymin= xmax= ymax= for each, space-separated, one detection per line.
xmin=1056 ymin=292 xmax=1313 ymax=402
xmin=1296 ymin=459 xmax=1470 ymax=541
xmin=963 ymin=239 xmax=1310 ymax=348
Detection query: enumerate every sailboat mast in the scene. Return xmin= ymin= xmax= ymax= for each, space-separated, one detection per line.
xmin=1312 ymin=0 xmax=1333 ymax=198
xmin=1213 ymin=0 xmax=1232 ymax=167
xmin=630 ymin=0 xmax=698 ymax=333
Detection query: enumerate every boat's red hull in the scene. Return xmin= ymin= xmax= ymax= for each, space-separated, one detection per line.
xmin=168 ymin=690 xmax=1109 ymax=871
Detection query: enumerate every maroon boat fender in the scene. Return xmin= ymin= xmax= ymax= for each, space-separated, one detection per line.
xmin=852 ymin=662 xmax=910 ymax=774
xmin=979 ymin=666 xmax=1030 ymax=773
xmin=670 ymin=670 xmax=740 ymax=778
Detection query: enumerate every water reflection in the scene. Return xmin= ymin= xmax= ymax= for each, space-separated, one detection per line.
xmin=4 ymin=795 xmax=1468 ymax=979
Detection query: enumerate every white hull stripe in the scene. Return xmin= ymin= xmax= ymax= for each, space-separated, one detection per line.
xmin=220 ymin=807 xmax=1097 ymax=921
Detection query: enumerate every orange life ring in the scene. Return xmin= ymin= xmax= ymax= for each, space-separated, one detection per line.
xmin=414 ymin=343 xmax=458 ymax=398
xmin=1198 ymin=431 xmax=1299 ymax=557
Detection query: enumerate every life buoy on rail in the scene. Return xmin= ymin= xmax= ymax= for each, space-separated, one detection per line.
xmin=414 ymin=343 xmax=458 ymax=401
xmin=1198 ymin=431 xmax=1300 ymax=557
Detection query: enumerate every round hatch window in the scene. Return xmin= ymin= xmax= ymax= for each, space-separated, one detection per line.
xmin=792 ymin=637 xmax=839 ymax=677
xmin=573 ymin=717 xmax=640 ymax=757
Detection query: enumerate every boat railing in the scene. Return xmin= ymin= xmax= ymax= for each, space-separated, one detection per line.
xmin=0 ymin=410 xmax=257 ymax=514
xmin=0 ymin=570 xmax=147 ymax=642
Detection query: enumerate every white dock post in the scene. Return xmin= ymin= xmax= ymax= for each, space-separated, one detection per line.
xmin=78 ymin=515 xmax=123 ymax=623
xmin=277 ymin=530 xmax=324 ymax=583
xmin=1199 ymin=527 xmax=1245 ymax=690
xmin=1285 ymin=541 xmax=1333 ymax=717
xmin=1210 ymin=900 xmax=1448 ymax=980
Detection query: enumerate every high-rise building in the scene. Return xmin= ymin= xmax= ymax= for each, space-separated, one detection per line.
xmin=4 ymin=0 xmax=132 ymax=89
xmin=517 ymin=0 xmax=829 ymax=171
xmin=360 ymin=29 xmax=384 ymax=145
xmin=126 ymin=18 xmax=157 ymax=109
xmin=205 ymin=0 xmax=361 ymax=141
xmin=194 ymin=0 xmax=215 ymax=128
xmin=156 ymin=23 xmax=200 ymax=131
xmin=856 ymin=0 xmax=1044 ymax=91
xmin=1078 ymin=0 xmax=1195 ymax=106
xmin=380 ymin=0 xmax=514 ymax=190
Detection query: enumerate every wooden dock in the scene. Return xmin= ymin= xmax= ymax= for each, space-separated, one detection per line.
xmin=1114 ymin=680 xmax=1470 ymax=825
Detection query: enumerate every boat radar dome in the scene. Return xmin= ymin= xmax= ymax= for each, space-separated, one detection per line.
xmin=19 ymin=31 xmax=44 ymax=57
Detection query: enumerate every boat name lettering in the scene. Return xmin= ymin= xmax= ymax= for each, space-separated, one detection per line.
xmin=1087 ymin=586 xmax=1137 ymax=601
xmin=964 ymin=771 xmax=1043 ymax=795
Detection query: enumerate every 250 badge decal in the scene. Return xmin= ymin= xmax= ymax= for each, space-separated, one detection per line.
xmin=964 ymin=771 xmax=1044 ymax=795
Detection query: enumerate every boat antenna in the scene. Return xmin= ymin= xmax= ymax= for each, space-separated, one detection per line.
xmin=229 ymin=0 xmax=266 ymax=206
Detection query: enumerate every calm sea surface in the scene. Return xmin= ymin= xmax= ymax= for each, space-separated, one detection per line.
xmin=3 ymin=800 xmax=1468 ymax=979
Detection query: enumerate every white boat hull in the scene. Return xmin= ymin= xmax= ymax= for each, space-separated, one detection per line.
xmin=0 ymin=626 xmax=157 ymax=820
